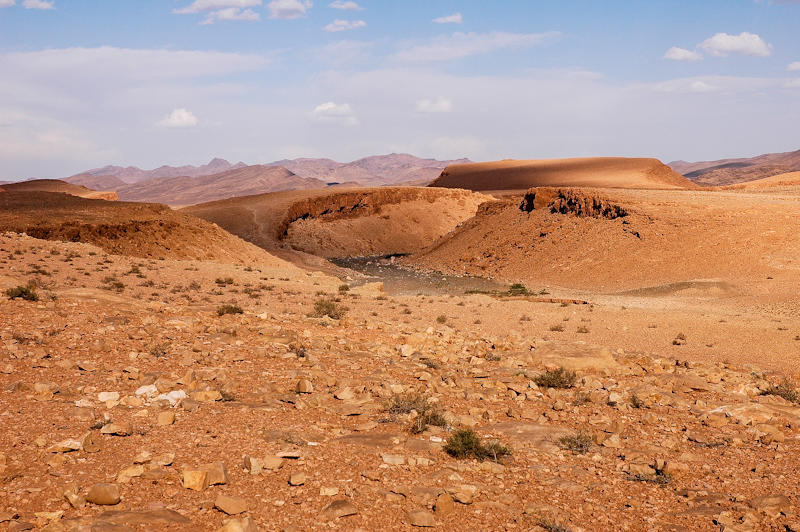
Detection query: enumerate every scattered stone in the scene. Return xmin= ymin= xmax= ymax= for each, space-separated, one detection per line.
xmin=215 ymin=494 xmax=249 ymax=515
xmin=320 ymin=499 xmax=358 ymax=520
xmin=408 ymin=509 xmax=437 ymax=527
xmin=289 ymin=472 xmax=306 ymax=486
xmin=219 ymin=517 xmax=259 ymax=532
xmin=86 ymin=483 xmax=121 ymax=505
xmin=182 ymin=470 xmax=209 ymax=491
xmin=157 ymin=410 xmax=176 ymax=425
xmin=296 ymin=379 xmax=313 ymax=394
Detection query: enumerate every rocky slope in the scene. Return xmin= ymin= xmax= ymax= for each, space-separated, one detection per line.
xmin=0 ymin=191 xmax=291 ymax=266
xmin=671 ymin=149 xmax=800 ymax=187
xmin=0 ymin=231 xmax=798 ymax=531
xmin=114 ymin=166 xmax=327 ymax=207
xmin=1 ymin=179 xmax=118 ymax=201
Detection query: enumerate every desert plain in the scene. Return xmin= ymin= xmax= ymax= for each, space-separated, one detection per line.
xmin=2 ymin=154 xmax=800 ymax=532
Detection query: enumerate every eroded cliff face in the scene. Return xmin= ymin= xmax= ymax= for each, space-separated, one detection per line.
xmin=280 ymin=188 xmax=489 ymax=258
xmin=520 ymin=187 xmax=628 ymax=219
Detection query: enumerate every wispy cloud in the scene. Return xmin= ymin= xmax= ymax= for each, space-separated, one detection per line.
xmin=0 ymin=1 xmax=16 ymax=8
xmin=416 ymin=97 xmax=452 ymax=113
xmin=394 ymin=31 xmax=560 ymax=62
xmin=267 ymin=0 xmax=311 ymax=19
xmin=664 ymin=46 xmax=702 ymax=61
xmin=324 ymin=19 xmax=365 ymax=32
xmin=329 ymin=0 xmax=361 ymax=10
xmin=788 ymin=61 xmax=800 ymax=71
xmin=22 ymin=0 xmax=54 ymax=9
xmin=433 ymin=13 xmax=462 ymax=24
xmin=311 ymin=101 xmax=357 ymax=125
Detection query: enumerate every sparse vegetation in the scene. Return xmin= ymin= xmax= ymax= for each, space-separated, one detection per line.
xmin=6 ymin=284 xmax=39 ymax=302
xmin=761 ymin=378 xmax=799 ymax=403
xmin=443 ymin=429 xmax=511 ymax=462
xmin=629 ymin=393 xmax=644 ymax=409
xmin=549 ymin=324 xmax=565 ymax=332
xmin=627 ymin=471 xmax=672 ymax=485
xmin=338 ymin=284 xmax=350 ymax=293
xmin=534 ymin=367 xmax=577 ymax=389
xmin=436 ymin=314 xmax=447 ymax=324
xmin=215 ymin=277 xmax=234 ymax=286
xmin=557 ymin=432 xmax=593 ymax=454
xmin=217 ymin=304 xmax=244 ymax=316
xmin=310 ymin=298 xmax=347 ymax=319
xmin=385 ymin=393 xmax=447 ymax=433
xmin=507 ymin=283 xmax=529 ymax=296
xmin=536 ymin=519 xmax=572 ymax=532
xmin=385 ymin=393 xmax=428 ymax=416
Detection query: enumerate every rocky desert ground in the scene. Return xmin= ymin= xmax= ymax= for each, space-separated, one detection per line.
xmin=2 ymin=158 xmax=800 ymax=532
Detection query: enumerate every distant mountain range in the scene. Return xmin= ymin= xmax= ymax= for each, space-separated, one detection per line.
xmin=670 ymin=149 xmax=800 ymax=187
xmin=58 ymin=154 xmax=467 ymax=206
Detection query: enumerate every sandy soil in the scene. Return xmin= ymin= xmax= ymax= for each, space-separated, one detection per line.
xmin=1 ymin=186 xmax=800 ymax=531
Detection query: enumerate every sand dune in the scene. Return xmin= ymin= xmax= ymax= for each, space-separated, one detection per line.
xmin=184 ymin=187 xmax=489 ymax=259
xmin=1 ymin=179 xmax=118 ymax=200
xmin=430 ymin=157 xmax=694 ymax=192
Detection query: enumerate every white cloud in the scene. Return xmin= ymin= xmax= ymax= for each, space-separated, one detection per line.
xmin=324 ymin=19 xmax=365 ymax=32
xmin=22 ymin=0 xmax=53 ymax=9
xmin=689 ymin=80 xmax=718 ymax=93
xmin=201 ymin=7 xmax=260 ymax=24
xmin=267 ymin=0 xmax=311 ymax=19
xmin=785 ymin=79 xmax=800 ymax=89
xmin=329 ymin=0 xmax=361 ymax=10
xmin=698 ymin=32 xmax=772 ymax=57
xmin=0 ymin=0 xmax=15 ymax=8
xmin=788 ymin=62 xmax=800 ymax=71
xmin=433 ymin=13 xmax=462 ymax=24
xmin=393 ymin=31 xmax=560 ymax=62
xmin=416 ymin=97 xmax=452 ymax=113
xmin=157 ymin=108 xmax=199 ymax=128
xmin=664 ymin=46 xmax=702 ymax=61
xmin=174 ymin=0 xmax=261 ymax=13
xmin=311 ymin=101 xmax=357 ymax=125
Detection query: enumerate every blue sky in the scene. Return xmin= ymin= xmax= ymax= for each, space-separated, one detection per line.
xmin=1 ymin=0 xmax=798 ymax=179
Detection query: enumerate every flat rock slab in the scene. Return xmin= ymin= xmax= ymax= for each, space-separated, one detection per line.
xmin=492 ymin=422 xmax=573 ymax=452
xmin=96 ymin=509 xmax=191 ymax=525
xmin=337 ymin=432 xmax=402 ymax=448
xmin=519 ymin=342 xmax=621 ymax=372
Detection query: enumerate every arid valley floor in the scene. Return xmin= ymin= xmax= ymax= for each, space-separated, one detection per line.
xmin=2 ymin=156 xmax=800 ymax=531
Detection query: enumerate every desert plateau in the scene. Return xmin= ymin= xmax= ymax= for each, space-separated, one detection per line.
xmin=2 ymin=2 xmax=800 ymax=531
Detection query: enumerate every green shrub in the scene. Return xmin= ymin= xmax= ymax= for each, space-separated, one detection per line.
xmin=761 ymin=379 xmax=799 ymax=403
xmin=507 ymin=283 xmax=529 ymax=296
xmin=556 ymin=432 xmax=593 ymax=454
xmin=534 ymin=367 xmax=577 ymax=389
xmin=6 ymin=284 xmax=38 ymax=302
xmin=338 ymin=284 xmax=350 ymax=293
xmin=436 ymin=314 xmax=447 ymax=324
xmin=217 ymin=304 xmax=243 ymax=316
xmin=310 ymin=298 xmax=347 ymax=319
xmin=444 ymin=429 xmax=511 ymax=462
